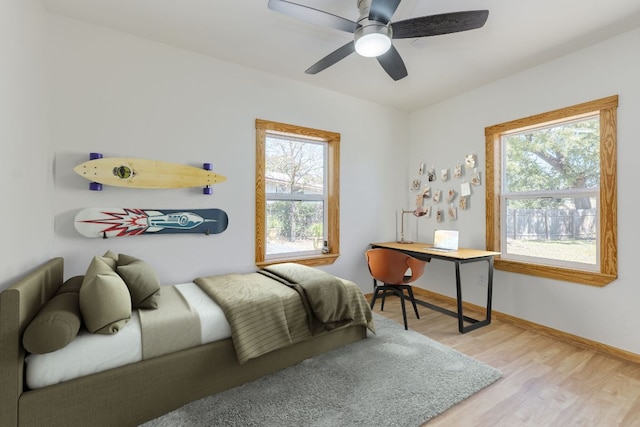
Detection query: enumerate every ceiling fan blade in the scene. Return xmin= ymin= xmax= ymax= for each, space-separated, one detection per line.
xmin=392 ymin=10 xmax=489 ymax=39
xmin=268 ymin=0 xmax=357 ymax=33
xmin=376 ymin=45 xmax=408 ymax=81
xmin=369 ymin=0 xmax=401 ymax=25
xmin=306 ymin=42 xmax=356 ymax=75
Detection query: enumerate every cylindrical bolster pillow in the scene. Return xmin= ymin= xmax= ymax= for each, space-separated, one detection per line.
xmin=22 ymin=292 xmax=81 ymax=354
xmin=57 ymin=275 xmax=84 ymax=294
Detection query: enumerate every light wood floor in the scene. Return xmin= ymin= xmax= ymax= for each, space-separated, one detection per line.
xmin=371 ymin=296 xmax=640 ymax=427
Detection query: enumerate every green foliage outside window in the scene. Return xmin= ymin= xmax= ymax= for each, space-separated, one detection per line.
xmin=504 ymin=117 xmax=599 ymax=209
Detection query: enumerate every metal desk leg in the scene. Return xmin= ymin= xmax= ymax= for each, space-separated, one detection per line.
xmin=455 ymin=262 xmax=464 ymax=332
xmin=458 ymin=257 xmax=493 ymax=333
xmin=486 ymin=256 xmax=494 ymax=324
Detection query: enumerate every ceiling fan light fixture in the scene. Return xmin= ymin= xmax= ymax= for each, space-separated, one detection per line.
xmin=354 ymin=23 xmax=392 ymax=57
xmin=267 ymin=0 xmax=489 ymax=81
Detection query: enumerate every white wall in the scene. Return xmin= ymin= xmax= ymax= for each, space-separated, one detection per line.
xmin=6 ymin=5 xmax=639 ymax=357
xmin=0 ymin=0 xmax=53 ymax=289
xmin=47 ymin=14 xmax=409 ymax=291
xmin=408 ymin=28 xmax=640 ymax=354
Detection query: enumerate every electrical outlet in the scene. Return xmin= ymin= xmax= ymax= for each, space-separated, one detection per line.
xmin=478 ymin=274 xmax=487 ymax=286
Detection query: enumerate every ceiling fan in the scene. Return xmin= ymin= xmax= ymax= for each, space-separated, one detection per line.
xmin=268 ymin=0 xmax=489 ymax=81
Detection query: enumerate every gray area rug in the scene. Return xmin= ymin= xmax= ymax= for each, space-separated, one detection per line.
xmin=142 ymin=314 xmax=501 ymax=427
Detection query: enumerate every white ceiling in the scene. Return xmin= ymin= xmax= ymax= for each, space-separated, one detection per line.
xmin=42 ymin=0 xmax=640 ymax=112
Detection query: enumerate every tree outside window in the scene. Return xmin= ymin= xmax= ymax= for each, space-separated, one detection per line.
xmin=485 ymin=96 xmax=618 ymax=286
xmin=255 ymin=119 xmax=340 ymax=267
xmin=265 ymin=136 xmax=325 ymax=255
xmin=502 ymin=116 xmax=599 ymax=267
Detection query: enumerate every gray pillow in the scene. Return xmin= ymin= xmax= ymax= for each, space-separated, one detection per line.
xmin=117 ymin=254 xmax=161 ymax=309
xmin=103 ymin=250 xmax=118 ymax=262
xmin=57 ymin=275 xmax=84 ymax=294
xmin=22 ymin=292 xmax=81 ymax=354
xmin=80 ymin=256 xmax=131 ymax=334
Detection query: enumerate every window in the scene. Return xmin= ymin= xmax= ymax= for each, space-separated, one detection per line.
xmin=255 ymin=119 xmax=340 ymax=267
xmin=485 ymin=96 xmax=617 ymax=286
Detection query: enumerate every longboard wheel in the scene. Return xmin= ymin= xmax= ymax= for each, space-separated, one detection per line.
xmin=203 ymin=186 xmax=212 ymax=195
xmin=203 ymin=163 xmax=212 ymax=171
xmin=89 ymin=152 xmax=103 ymax=160
xmin=89 ymin=182 xmax=103 ymax=191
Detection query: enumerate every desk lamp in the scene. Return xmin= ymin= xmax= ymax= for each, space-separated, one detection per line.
xmin=397 ymin=207 xmax=427 ymax=244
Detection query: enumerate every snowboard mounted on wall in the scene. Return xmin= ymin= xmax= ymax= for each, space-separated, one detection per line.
xmin=74 ymin=208 xmax=228 ymax=238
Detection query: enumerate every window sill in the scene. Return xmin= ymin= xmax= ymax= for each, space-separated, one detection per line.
xmin=257 ymin=253 xmax=339 ymax=268
xmin=495 ymin=258 xmax=616 ymax=287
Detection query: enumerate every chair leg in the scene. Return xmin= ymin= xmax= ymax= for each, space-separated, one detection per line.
xmin=398 ymin=289 xmax=408 ymax=330
xmin=406 ymin=286 xmax=420 ymax=320
xmin=370 ymin=287 xmax=380 ymax=310
xmin=372 ymin=285 xmax=412 ymax=330
xmin=371 ymin=287 xmax=391 ymax=313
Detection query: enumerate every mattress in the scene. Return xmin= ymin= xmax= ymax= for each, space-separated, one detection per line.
xmin=25 ymin=283 xmax=232 ymax=389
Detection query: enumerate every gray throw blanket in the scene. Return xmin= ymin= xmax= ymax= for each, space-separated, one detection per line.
xmin=260 ymin=263 xmax=365 ymax=334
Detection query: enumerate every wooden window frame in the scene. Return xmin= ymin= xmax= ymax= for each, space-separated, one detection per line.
xmin=255 ymin=119 xmax=340 ymax=267
xmin=485 ymin=96 xmax=618 ymax=286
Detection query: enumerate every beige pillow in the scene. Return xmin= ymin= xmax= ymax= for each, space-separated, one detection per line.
xmin=117 ymin=254 xmax=161 ymax=309
xmin=22 ymin=292 xmax=81 ymax=354
xmin=103 ymin=250 xmax=118 ymax=262
xmin=80 ymin=256 xmax=131 ymax=334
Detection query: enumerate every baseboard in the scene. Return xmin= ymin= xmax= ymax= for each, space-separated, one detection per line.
xmin=366 ymin=287 xmax=640 ymax=365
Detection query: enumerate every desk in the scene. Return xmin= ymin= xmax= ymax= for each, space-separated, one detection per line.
xmin=370 ymin=242 xmax=500 ymax=333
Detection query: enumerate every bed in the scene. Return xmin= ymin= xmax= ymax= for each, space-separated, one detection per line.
xmin=0 ymin=257 xmax=372 ymax=427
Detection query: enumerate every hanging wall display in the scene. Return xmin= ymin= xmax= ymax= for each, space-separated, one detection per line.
xmin=447 ymin=188 xmax=456 ymax=203
xmin=448 ymin=205 xmax=457 ymax=220
xmin=407 ymin=156 xmax=482 ymax=223
xmin=461 ymin=181 xmax=471 ymax=197
xmin=459 ymin=196 xmax=468 ymax=210
xmin=427 ymin=166 xmax=436 ymax=182
xmin=421 ymin=185 xmax=431 ymax=199
xmin=411 ymin=178 xmax=421 ymax=191
xmin=465 ymin=154 xmax=476 ymax=169
xmin=471 ymin=171 xmax=482 ymax=186
xmin=454 ymin=163 xmax=463 ymax=178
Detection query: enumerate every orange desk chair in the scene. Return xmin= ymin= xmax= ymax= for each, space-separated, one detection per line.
xmin=366 ymin=248 xmax=427 ymax=330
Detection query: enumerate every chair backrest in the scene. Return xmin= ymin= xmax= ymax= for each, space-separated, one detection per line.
xmin=365 ymin=248 xmax=427 ymax=285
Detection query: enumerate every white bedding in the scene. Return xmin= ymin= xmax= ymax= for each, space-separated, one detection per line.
xmin=25 ymin=283 xmax=232 ymax=389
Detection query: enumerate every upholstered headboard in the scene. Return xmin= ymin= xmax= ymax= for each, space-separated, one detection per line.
xmin=0 ymin=258 xmax=64 ymax=427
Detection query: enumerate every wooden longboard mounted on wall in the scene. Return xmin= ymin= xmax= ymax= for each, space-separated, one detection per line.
xmin=73 ymin=153 xmax=226 ymax=194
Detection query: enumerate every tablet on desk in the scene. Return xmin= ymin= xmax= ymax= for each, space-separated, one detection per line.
xmin=425 ymin=230 xmax=459 ymax=252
